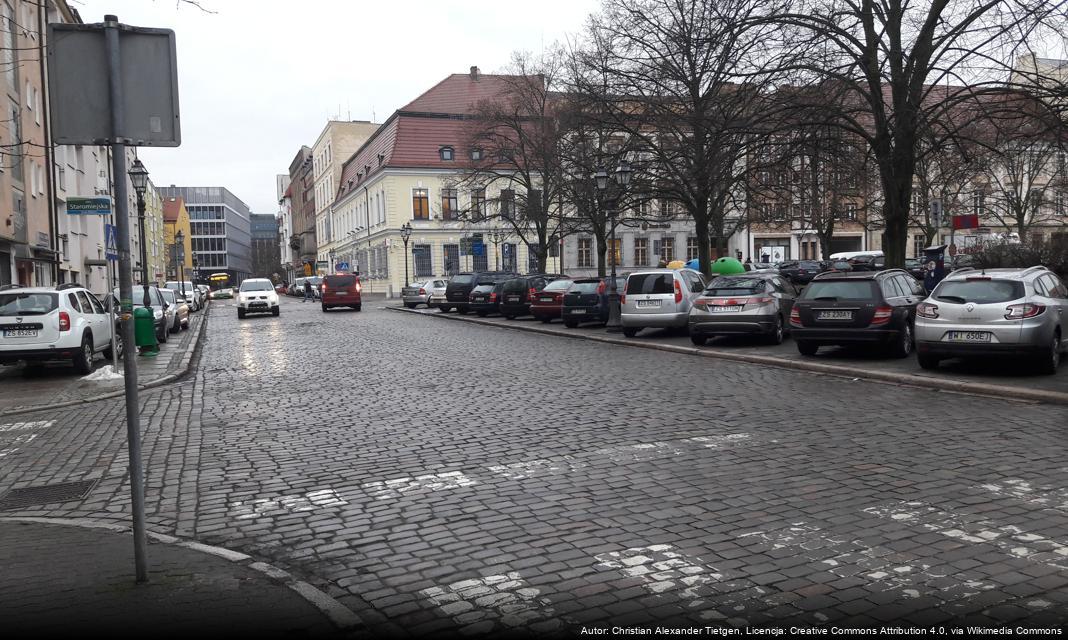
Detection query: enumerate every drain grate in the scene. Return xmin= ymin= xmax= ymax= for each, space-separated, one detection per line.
xmin=0 ymin=479 xmax=98 ymax=510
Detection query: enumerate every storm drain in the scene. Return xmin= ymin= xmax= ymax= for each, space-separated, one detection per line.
xmin=0 ymin=479 xmax=98 ymax=511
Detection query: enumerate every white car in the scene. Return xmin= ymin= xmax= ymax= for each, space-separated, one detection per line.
xmin=163 ymin=281 xmax=202 ymax=311
xmin=620 ymin=268 xmax=708 ymax=338
xmin=236 ymin=279 xmax=280 ymax=319
xmin=0 ymin=284 xmax=117 ymax=373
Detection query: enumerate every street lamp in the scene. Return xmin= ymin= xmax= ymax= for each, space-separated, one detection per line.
xmin=128 ymin=158 xmax=151 ymax=307
xmin=595 ymin=160 xmax=632 ymax=333
xmin=400 ymin=221 xmax=412 ymax=287
xmin=328 ymin=248 xmax=336 ymax=275
xmin=491 ymin=228 xmax=505 ymax=271
xmin=175 ymin=230 xmax=186 ymax=300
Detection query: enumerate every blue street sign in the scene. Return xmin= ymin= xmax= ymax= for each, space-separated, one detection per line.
xmin=67 ymin=195 xmax=113 ymax=215
xmin=335 ymin=261 xmax=349 ymax=272
xmin=104 ymin=224 xmax=118 ymax=261
xmin=472 ymin=242 xmax=485 ymax=257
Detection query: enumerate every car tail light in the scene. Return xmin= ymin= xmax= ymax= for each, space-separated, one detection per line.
xmin=355 ymin=282 xmax=362 ymax=293
xmin=322 ymin=283 xmax=328 ymax=293
xmin=418 ymin=288 xmax=426 ymax=295
xmin=490 ymin=292 xmax=497 ymax=302
xmin=789 ymin=306 xmax=802 ymax=327
xmin=597 ymin=281 xmax=606 ymax=295
xmin=871 ymin=306 xmax=893 ymax=326
xmin=1005 ymin=303 xmax=1044 ymax=320
xmin=749 ymin=296 xmax=774 ymax=305
xmin=674 ymin=279 xmax=682 ymax=304
xmin=59 ymin=311 xmax=71 ymax=332
xmin=621 ymin=281 xmax=628 ymax=305
xmin=916 ymin=302 xmax=939 ymax=319
xmin=529 ymin=287 xmax=537 ymax=299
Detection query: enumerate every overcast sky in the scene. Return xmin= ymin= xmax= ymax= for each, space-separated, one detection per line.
xmin=74 ymin=0 xmax=600 ymax=213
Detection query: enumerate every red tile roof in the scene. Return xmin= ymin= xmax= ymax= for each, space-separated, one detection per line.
xmin=162 ymin=197 xmax=185 ymax=223
xmin=401 ymin=73 xmax=520 ymax=115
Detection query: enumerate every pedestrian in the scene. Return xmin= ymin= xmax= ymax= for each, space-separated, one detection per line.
xmin=303 ymin=279 xmax=312 ymax=302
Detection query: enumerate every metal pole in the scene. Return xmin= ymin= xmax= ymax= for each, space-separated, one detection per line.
xmin=137 ymin=191 xmax=150 ymax=307
xmin=606 ymin=206 xmax=622 ymax=332
xmin=105 ymin=14 xmax=149 ymax=584
xmin=109 ymin=259 xmax=118 ymax=371
xmin=403 ymin=239 xmax=409 ymax=287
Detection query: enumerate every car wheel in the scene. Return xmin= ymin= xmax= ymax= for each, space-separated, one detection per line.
xmin=767 ymin=315 xmax=785 ymax=345
xmin=564 ymin=320 xmax=578 ymax=329
xmin=796 ymin=341 xmax=818 ymax=356
xmin=690 ymin=334 xmax=707 ymax=346
xmin=181 ymin=319 xmax=189 ymax=331
xmin=622 ymin=327 xmax=639 ymax=338
xmin=158 ymin=324 xmax=169 ymax=343
xmin=439 ymin=306 xmax=451 ymax=313
xmin=354 ymin=304 xmax=362 ymax=312
xmin=917 ymin=352 xmax=940 ymax=370
xmin=272 ymin=307 xmax=280 ymax=317
xmin=889 ymin=321 xmax=913 ymax=358
xmin=237 ymin=308 xmax=246 ymax=320
xmin=322 ymin=304 xmax=329 ymax=312
xmin=72 ymin=334 xmax=94 ymax=374
xmin=458 ymin=308 xmax=469 ymax=315
xmin=103 ymin=332 xmax=123 ymax=360
xmin=1035 ymin=331 xmax=1061 ymax=375
xmin=405 ymin=303 xmax=417 ymax=309
xmin=540 ymin=317 xmax=551 ymax=324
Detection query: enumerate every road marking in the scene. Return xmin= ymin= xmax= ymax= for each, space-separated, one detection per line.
xmin=231 ymin=488 xmax=347 ymax=520
xmin=420 ymin=572 xmax=561 ymax=632
xmin=0 ymin=420 xmax=54 ymax=433
xmin=739 ymin=522 xmax=998 ymax=603
xmin=979 ymin=478 xmax=1068 ymax=513
xmin=362 ymin=471 xmax=476 ymax=501
xmin=488 ymin=457 xmax=584 ymax=481
xmin=0 ymin=433 xmax=38 ymax=458
xmin=865 ymin=501 xmax=1068 ymax=572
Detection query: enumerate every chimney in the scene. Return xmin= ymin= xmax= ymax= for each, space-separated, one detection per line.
xmin=470 ymin=66 xmax=480 ymax=80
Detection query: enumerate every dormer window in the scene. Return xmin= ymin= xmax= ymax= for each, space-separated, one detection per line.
xmin=440 ymin=146 xmax=455 ymax=161
xmin=378 ymin=153 xmax=385 ymax=166
xmin=470 ymin=148 xmax=483 ymax=161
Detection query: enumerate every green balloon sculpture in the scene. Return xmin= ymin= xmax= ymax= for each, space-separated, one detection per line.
xmin=710 ymin=257 xmax=746 ymax=275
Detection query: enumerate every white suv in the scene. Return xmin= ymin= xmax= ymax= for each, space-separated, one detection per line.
xmin=236 ymin=278 xmax=280 ymax=318
xmin=0 ymin=284 xmax=117 ymax=373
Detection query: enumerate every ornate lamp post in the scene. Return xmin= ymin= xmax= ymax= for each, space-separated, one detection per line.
xmin=328 ymin=248 xmax=336 ymax=275
xmin=595 ymin=160 xmax=632 ymax=333
xmin=175 ymin=230 xmax=185 ymax=300
xmin=400 ymin=221 xmax=413 ymax=287
xmin=491 ymin=227 xmax=505 ymax=271
xmin=128 ymin=159 xmax=151 ymax=307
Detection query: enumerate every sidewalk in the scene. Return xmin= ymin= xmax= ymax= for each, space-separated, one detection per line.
xmin=0 ymin=519 xmax=352 ymax=637
xmin=0 ymin=308 xmax=206 ymax=416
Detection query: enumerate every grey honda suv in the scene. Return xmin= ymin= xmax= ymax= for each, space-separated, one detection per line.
xmin=915 ymin=266 xmax=1067 ymax=374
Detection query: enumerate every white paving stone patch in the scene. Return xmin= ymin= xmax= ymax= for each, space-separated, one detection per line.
xmin=420 ymin=572 xmax=561 ymax=631
xmin=865 ymin=501 xmax=1068 ymax=573
xmin=363 ymin=471 xmax=476 ymax=500
xmin=0 ymin=433 xmax=38 ymax=458
xmin=0 ymin=420 xmax=54 ymax=433
xmin=686 ymin=433 xmax=753 ymax=449
xmin=739 ymin=522 xmax=998 ymax=602
xmin=230 ymin=488 xmax=347 ymax=520
xmin=979 ymin=478 xmax=1068 ymax=513
xmin=488 ymin=457 xmax=586 ymax=481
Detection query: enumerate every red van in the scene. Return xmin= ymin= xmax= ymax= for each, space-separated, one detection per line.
xmin=321 ymin=274 xmax=362 ymax=312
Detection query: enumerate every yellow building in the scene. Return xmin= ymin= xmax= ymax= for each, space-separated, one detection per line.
xmin=163 ymin=196 xmax=193 ymax=280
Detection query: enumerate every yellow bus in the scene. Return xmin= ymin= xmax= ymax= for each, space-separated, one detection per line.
xmin=208 ymin=272 xmax=230 ymax=289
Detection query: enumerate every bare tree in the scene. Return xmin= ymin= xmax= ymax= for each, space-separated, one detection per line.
xmin=911 ymin=124 xmax=983 ymax=247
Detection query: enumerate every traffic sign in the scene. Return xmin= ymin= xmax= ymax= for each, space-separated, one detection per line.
xmin=67 ymin=195 xmax=113 ymax=215
xmin=104 ymin=223 xmax=118 ymax=261
xmin=472 ymin=241 xmax=485 ymax=257
xmin=335 ymin=261 xmax=349 ymax=272
xmin=929 ymin=199 xmax=942 ymax=229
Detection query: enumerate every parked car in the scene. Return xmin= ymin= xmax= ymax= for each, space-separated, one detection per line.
xmin=529 ymin=278 xmax=575 ymax=323
xmin=746 ymin=262 xmax=779 ymax=272
xmin=915 ymin=266 xmax=1067 ymax=374
xmin=500 ymin=274 xmax=568 ymax=319
xmin=778 ymin=260 xmax=826 ymax=286
xmin=236 ymin=278 xmax=281 ymax=318
xmin=402 ymin=279 xmax=446 ymax=308
xmin=112 ymin=285 xmax=173 ymax=344
xmin=561 ymin=275 xmax=628 ymax=328
xmin=469 ymin=275 xmax=513 ymax=317
xmin=163 ymin=281 xmax=201 ymax=311
xmin=688 ymin=273 xmax=797 ymax=345
xmin=275 ymin=283 xmax=288 ymax=295
xmin=427 ymin=280 xmax=449 ymax=308
xmin=0 ymin=284 xmax=117 ymax=373
xmin=321 ymin=273 xmax=362 ymax=312
xmin=306 ymin=276 xmax=323 ymax=299
xmin=904 ymin=258 xmax=925 ymax=281
xmin=289 ymin=278 xmax=305 ymax=297
xmin=620 ymin=268 xmax=707 ymax=337
xmin=441 ymin=272 xmax=513 ymax=314
xmin=789 ymin=269 xmax=924 ymax=358
xmin=196 ymin=284 xmax=211 ymax=303
xmin=159 ymin=287 xmax=190 ymax=332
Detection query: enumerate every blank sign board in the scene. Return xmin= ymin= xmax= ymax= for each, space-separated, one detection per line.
xmin=47 ymin=22 xmax=180 ymax=146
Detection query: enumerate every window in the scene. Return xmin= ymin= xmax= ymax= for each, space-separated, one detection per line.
xmin=500 ymin=189 xmax=515 ymax=219
xmin=659 ymin=237 xmax=674 ymax=262
xmin=843 ymin=203 xmax=858 ymax=221
xmin=609 ymin=238 xmax=621 ymax=265
xmin=470 ymin=189 xmax=485 ymax=222
xmin=412 ymin=244 xmax=432 ymax=277
xmin=527 ymin=249 xmax=540 ymax=273
xmin=687 ymin=237 xmax=699 ymax=261
xmin=439 ymin=146 xmax=454 ymax=161
xmin=972 ymin=191 xmax=984 ymax=216
xmin=470 ymin=148 xmax=483 ymax=161
xmin=659 ymin=199 xmax=680 ymax=219
xmin=913 ymin=234 xmax=927 ymax=257
xmin=412 ymin=188 xmax=429 ymax=220
xmin=472 ymin=251 xmax=488 ymax=272
xmin=443 ymin=244 xmax=460 ymax=275
xmin=577 ymin=238 xmax=592 ymax=268
xmin=638 ymin=196 xmax=652 ymax=217
xmin=498 ymin=148 xmax=515 ymax=163
xmin=32 ymin=87 xmax=39 ymax=126
xmin=9 ymin=99 xmax=21 ymax=181
xmin=633 ymin=237 xmax=648 ymax=266
xmin=441 ymin=188 xmax=458 ymax=220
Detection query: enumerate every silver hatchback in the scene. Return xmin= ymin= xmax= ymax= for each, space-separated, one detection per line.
xmin=915 ymin=266 xmax=1068 ymax=374
xmin=621 ymin=268 xmax=707 ymax=337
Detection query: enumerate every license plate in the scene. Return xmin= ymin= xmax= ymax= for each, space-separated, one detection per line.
xmin=711 ymin=305 xmax=742 ymax=313
xmin=636 ymin=299 xmax=661 ymax=308
xmin=507 ymin=296 xmax=520 ymax=303
xmin=540 ymin=297 xmax=553 ymax=302
xmin=571 ymin=309 xmax=587 ymax=315
xmin=946 ymin=331 xmax=991 ymax=343
xmin=474 ymin=297 xmax=486 ymax=302
xmin=817 ymin=310 xmax=852 ymax=320
xmin=3 ymin=329 xmax=37 ymax=338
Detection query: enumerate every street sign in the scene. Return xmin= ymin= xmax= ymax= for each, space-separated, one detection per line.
xmin=952 ymin=214 xmax=979 ymax=230
xmin=335 ymin=261 xmax=349 ymax=272
xmin=930 ymin=199 xmax=942 ymax=229
xmin=472 ymin=241 xmax=485 ymax=257
xmin=67 ymin=195 xmax=113 ymax=215
xmin=105 ymin=224 xmax=118 ymax=261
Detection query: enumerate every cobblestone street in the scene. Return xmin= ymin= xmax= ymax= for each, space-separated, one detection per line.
xmin=3 ymin=297 xmax=1068 ymax=635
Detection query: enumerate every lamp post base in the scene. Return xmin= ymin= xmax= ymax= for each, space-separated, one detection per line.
xmin=605 ymin=294 xmax=622 ymax=333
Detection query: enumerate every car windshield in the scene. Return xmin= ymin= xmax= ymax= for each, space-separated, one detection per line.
xmin=0 ymin=292 xmax=58 ymax=316
xmin=240 ymin=281 xmax=274 ymax=292
xmin=160 ymin=289 xmax=176 ymax=302
xmin=933 ymin=279 xmax=1024 ymax=304
xmin=801 ymin=280 xmax=877 ymax=300
xmin=705 ymin=277 xmax=765 ymax=295
xmin=543 ymin=279 xmax=573 ymax=291
xmin=325 ymin=275 xmax=356 ymax=287
xmin=570 ymin=281 xmax=602 ymax=293
xmin=451 ymin=275 xmax=474 ymax=285
xmin=626 ymin=273 xmax=674 ymax=294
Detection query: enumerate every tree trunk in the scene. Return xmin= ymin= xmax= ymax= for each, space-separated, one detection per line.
xmin=694 ymin=207 xmax=712 ymax=279
xmin=879 ymin=163 xmax=915 ymax=268
xmin=595 ymin=234 xmax=608 ymax=277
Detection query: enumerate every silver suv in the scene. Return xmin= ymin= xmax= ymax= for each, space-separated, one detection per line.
xmin=915 ymin=266 xmax=1067 ymax=374
xmin=0 ymin=284 xmax=117 ymax=373
xmin=621 ymin=268 xmax=707 ymax=338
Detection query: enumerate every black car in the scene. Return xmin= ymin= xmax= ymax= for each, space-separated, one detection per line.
xmin=904 ymin=258 xmax=925 ymax=280
xmin=499 ymin=274 xmax=567 ymax=319
xmin=441 ymin=272 xmax=515 ymax=314
xmin=779 ymin=260 xmax=826 ymax=285
xmin=107 ymin=286 xmax=171 ymax=344
xmin=469 ymin=275 xmax=512 ymax=316
xmin=561 ymin=275 xmax=627 ymax=328
xmin=789 ymin=269 xmax=925 ymax=358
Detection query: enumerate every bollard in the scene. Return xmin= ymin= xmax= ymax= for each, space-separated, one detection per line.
xmin=134 ymin=306 xmax=159 ymax=357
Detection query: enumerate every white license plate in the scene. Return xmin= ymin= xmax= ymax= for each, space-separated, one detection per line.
xmin=711 ymin=305 xmax=743 ymax=313
xmin=636 ymin=299 xmax=661 ymax=309
xmin=507 ymin=296 xmax=520 ymax=303
xmin=571 ymin=309 xmax=587 ymax=315
xmin=946 ymin=331 xmax=991 ymax=343
xmin=540 ymin=297 xmax=553 ymax=302
xmin=3 ymin=329 xmax=37 ymax=338
xmin=818 ymin=310 xmax=852 ymax=320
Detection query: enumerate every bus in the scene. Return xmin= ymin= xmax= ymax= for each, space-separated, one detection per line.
xmin=208 ymin=272 xmax=230 ymax=290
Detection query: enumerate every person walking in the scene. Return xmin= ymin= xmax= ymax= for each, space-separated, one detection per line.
xmin=302 ymin=279 xmax=312 ymax=302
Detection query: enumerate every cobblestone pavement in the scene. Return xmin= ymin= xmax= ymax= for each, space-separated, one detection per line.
xmin=1 ymin=297 xmax=1067 ymax=635
xmin=0 ymin=308 xmax=206 ymax=414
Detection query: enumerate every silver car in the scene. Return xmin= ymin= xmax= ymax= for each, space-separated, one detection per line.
xmin=621 ymin=268 xmax=707 ymax=337
xmin=428 ymin=280 xmax=449 ymax=308
xmin=401 ymin=279 xmax=446 ymax=308
xmin=915 ymin=266 xmax=1068 ymax=374
xmin=688 ymin=272 xmax=797 ymax=345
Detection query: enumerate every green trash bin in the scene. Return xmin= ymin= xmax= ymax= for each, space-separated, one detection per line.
xmin=710 ymin=257 xmax=746 ymax=275
xmin=134 ymin=306 xmax=159 ymax=357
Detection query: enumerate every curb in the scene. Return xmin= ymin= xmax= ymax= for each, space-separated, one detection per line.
xmin=388 ymin=305 xmax=1068 ymax=406
xmin=0 ymin=515 xmax=364 ymax=631
xmin=0 ymin=307 xmax=210 ymax=418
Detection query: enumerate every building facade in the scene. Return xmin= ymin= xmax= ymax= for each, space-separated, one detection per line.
xmin=163 ymin=196 xmax=192 ymax=281
xmin=285 ymin=147 xmax=316 ymax=277
xmin=157 ymin=186 xmax=253 ymax=285
xmin=250 ymin=213 xmax=281 ymax=278
xmin=311 ymin=121 xmax=379 ymax=271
